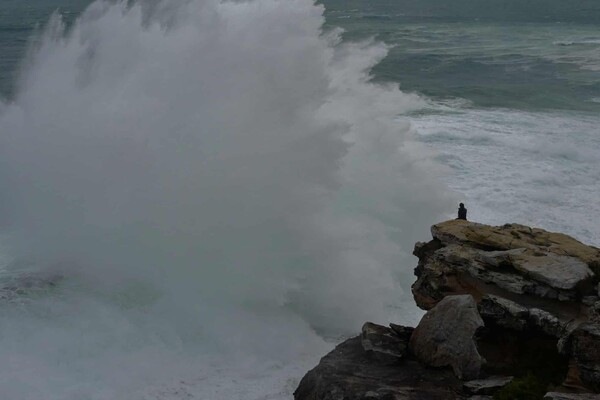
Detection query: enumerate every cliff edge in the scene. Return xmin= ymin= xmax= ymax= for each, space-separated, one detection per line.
xmin=295 ymin=220 xmax=600 ymax=400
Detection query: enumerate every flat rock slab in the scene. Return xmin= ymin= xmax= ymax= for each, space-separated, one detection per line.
xmin=431 ymin=220 xmax=600 ymax=272
xmin=474 ymin=248 xmax=593 ymax=291
xmin=513 ymin=250 xmax=593 ymax=290
xmin=409 ymin=295 xmax=485 ymax=380
xmin=463 ymin=376 xmax=513 ymax=395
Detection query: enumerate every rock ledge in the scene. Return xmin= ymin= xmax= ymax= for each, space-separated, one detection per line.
xmin=295 ymin=221 xmax=600 ymax=400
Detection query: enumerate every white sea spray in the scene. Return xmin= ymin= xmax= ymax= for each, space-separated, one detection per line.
xmin=0 ymin=0 xmax=451 ymax=398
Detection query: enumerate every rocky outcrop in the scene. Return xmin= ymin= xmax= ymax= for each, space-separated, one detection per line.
xmin=294 ymin=324 xmax=466 ymax=400
xmin=412 ymin=220 xmax=600 ymax=395
xmin=295 ymin=220 xmax=600 ymax=400
xmin=413 ymin=220 xmax=600 ymax=309
xmin=409 ymin=295 xmax=484 ymax=380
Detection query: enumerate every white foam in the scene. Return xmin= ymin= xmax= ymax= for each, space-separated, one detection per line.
xmin=411 ymin=107 xmax=600 ymax=246
xmin=554 ymin=39 xmax=600 ymax=46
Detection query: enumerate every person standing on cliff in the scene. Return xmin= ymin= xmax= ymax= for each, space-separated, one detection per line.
xmin=457 ymin=203 xmax=467 ymax=220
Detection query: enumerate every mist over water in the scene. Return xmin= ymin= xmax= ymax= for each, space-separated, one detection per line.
xmin=0 ymin=0 xmax=451 ymax=398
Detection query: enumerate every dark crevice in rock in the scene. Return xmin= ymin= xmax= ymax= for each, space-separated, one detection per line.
xmin=478 ymin=326 xmax=568 ymax=381
xmin=469 ymin=242 xmax=511 ymax=252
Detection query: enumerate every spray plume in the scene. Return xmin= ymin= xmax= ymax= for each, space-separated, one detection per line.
xmin=0 ymin=0 xmax=451 ymax=398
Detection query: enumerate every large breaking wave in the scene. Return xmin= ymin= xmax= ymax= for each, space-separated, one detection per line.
xmin=0 ymin=0 xmax=451 ymax=398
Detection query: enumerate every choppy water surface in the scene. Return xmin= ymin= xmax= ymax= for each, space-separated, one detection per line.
xmin=0 ymin=1 xmax=599 ymax=399
xmin=323 ymin=0 xmax=600 ymax=245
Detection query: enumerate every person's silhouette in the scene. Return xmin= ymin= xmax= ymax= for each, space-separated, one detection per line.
xmin=457 ymin=203 xmax=467 ymax=220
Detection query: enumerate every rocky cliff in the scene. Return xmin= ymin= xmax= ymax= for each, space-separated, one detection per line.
xmin=294 ymin=220 xmax=600 ymax=400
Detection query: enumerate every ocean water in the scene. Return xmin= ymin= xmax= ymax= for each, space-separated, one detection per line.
xmin=323 ymin=0 xmax=600 ymax=244
xmin=0 ymin=0 xmax=598 ymax=399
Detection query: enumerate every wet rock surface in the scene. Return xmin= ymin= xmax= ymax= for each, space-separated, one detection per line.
xmin=295 ymin=220 xmax=600 ymax=400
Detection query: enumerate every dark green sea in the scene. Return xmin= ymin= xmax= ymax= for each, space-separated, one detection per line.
xmin=2 ymin=0 xmax=600 ymax=111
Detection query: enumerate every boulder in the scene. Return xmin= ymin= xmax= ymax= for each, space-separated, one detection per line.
xmin=409 ymin=295 xmax=485 ymax=380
